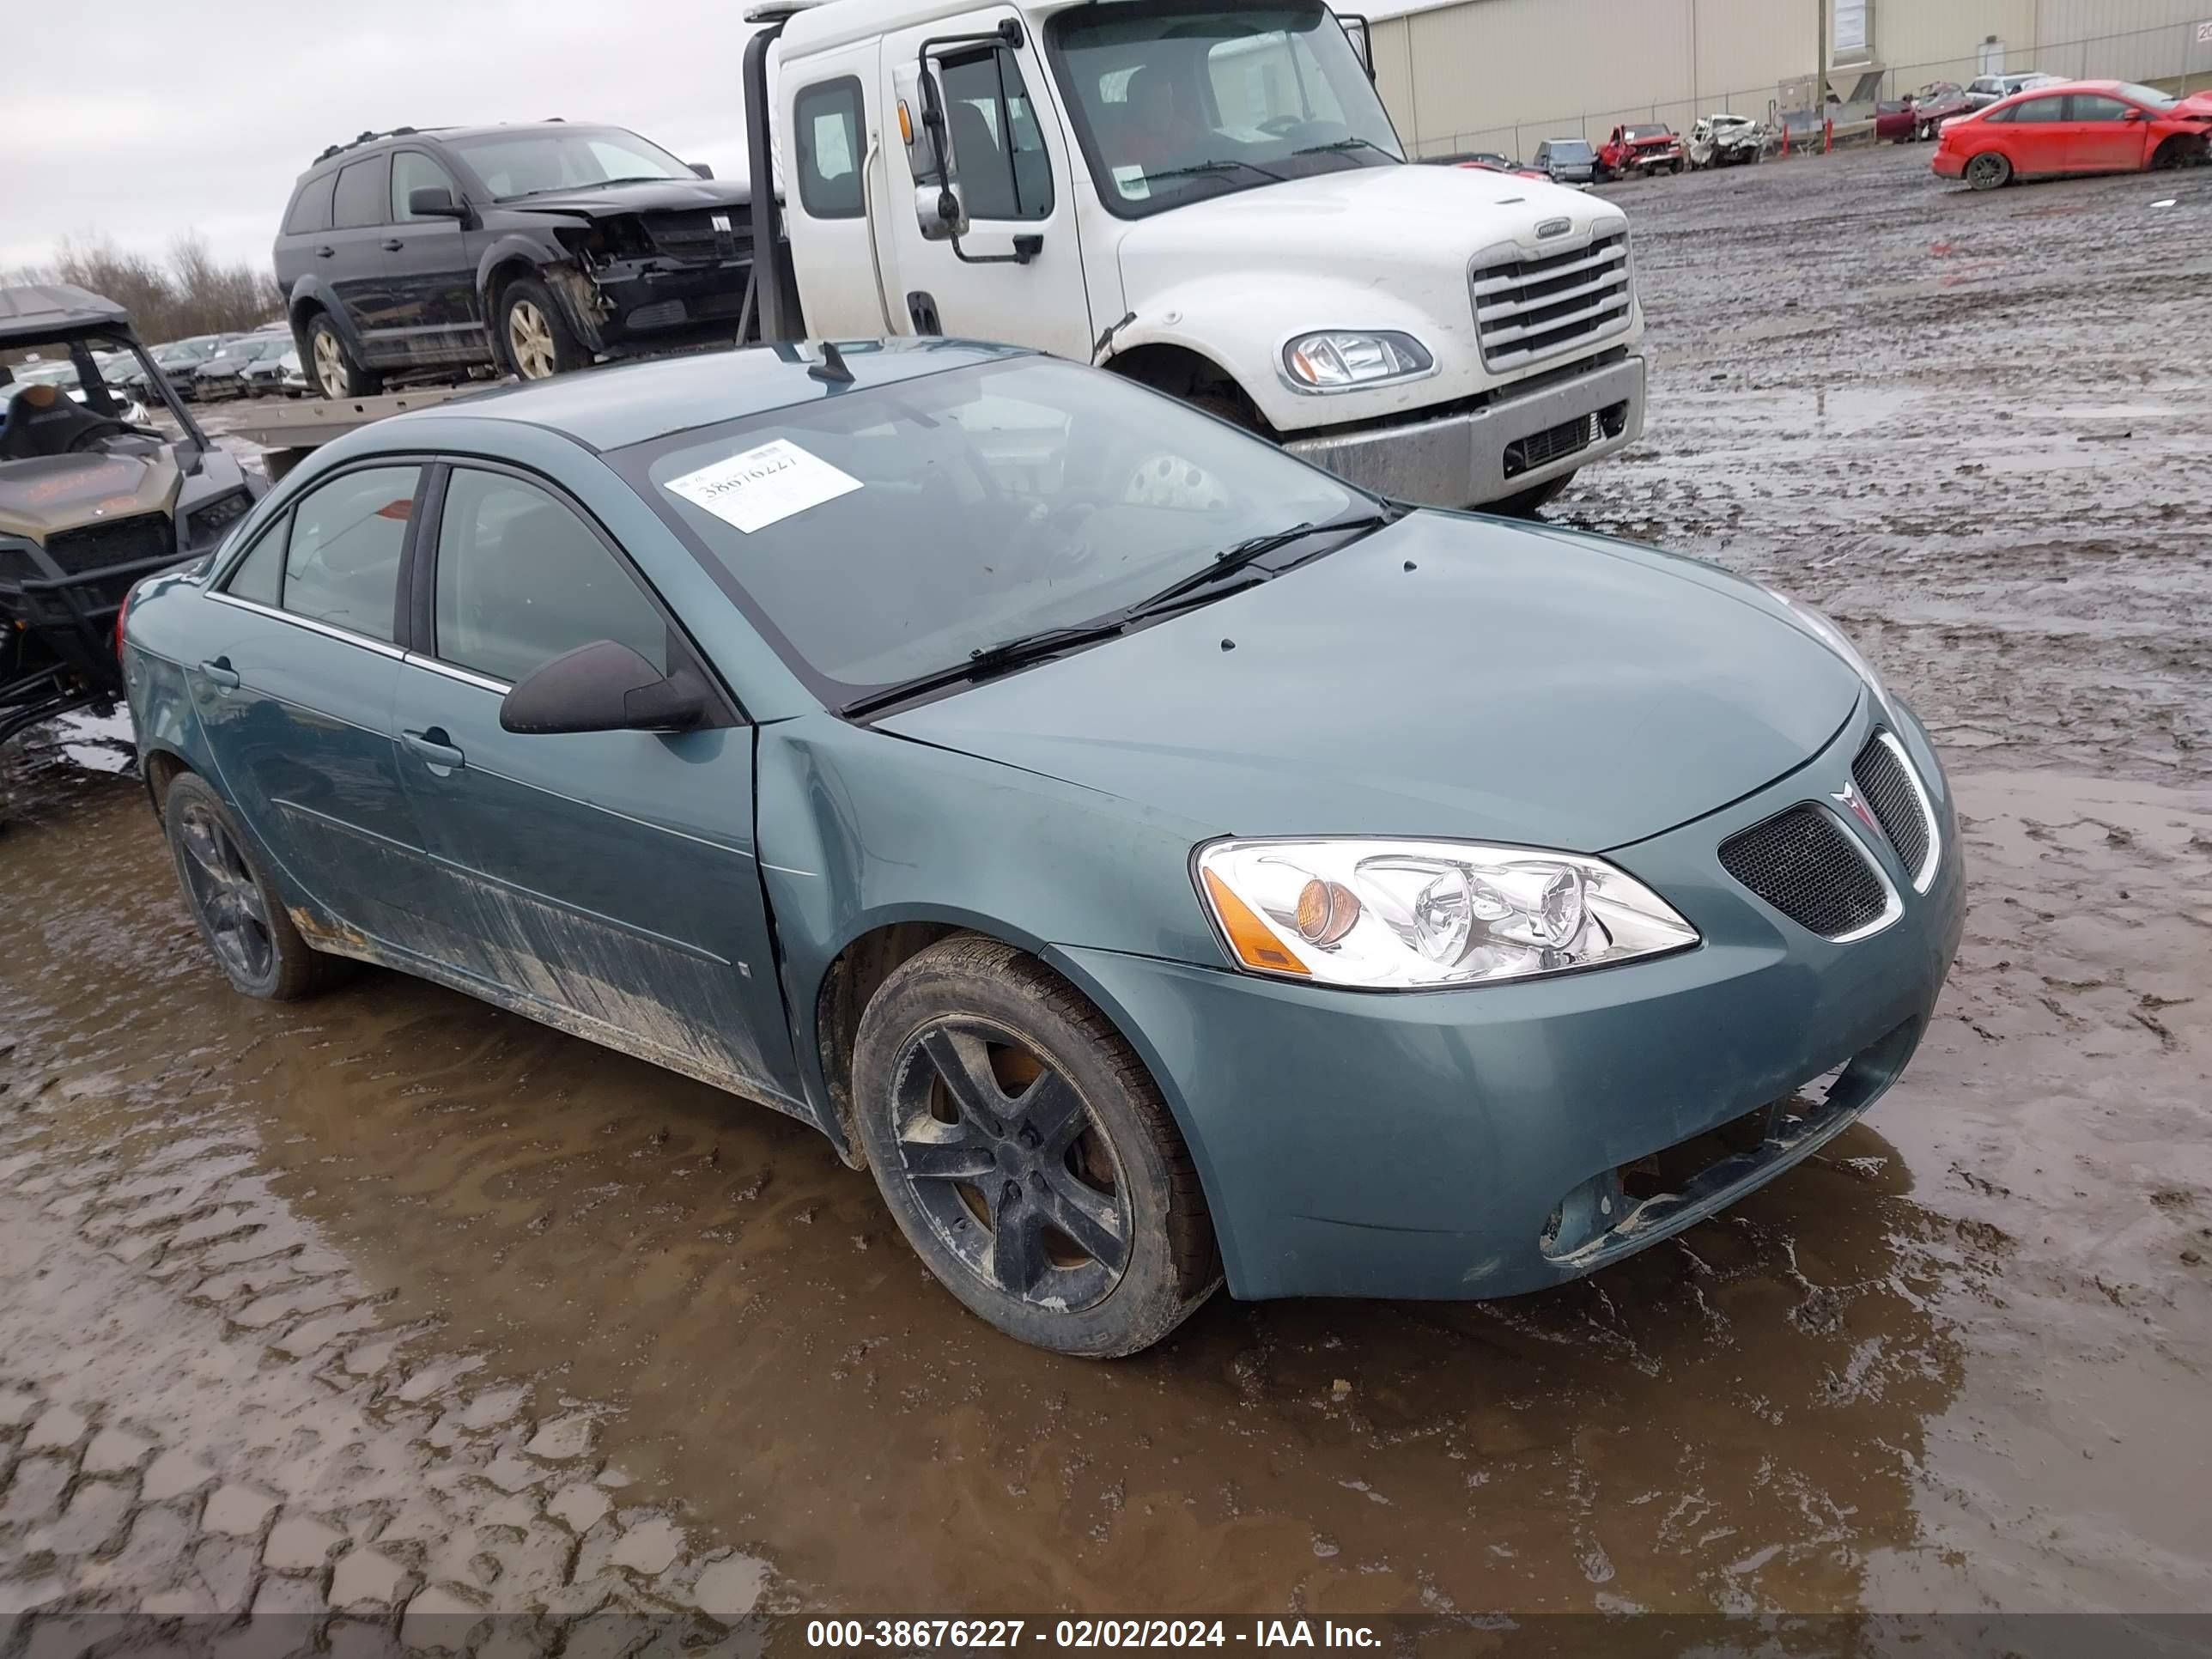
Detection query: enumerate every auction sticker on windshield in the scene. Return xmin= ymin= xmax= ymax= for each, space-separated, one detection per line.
xmin=664 ymin=438 xmax=862 ymax=533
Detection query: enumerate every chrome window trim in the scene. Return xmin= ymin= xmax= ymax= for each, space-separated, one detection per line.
xmin=205 ymin=589 xmax=406 ymax=659
xmin=1873 ymin=728 xmax=1943 ymax=894
xmin=401 ymin=652 xmax=511 ymax=696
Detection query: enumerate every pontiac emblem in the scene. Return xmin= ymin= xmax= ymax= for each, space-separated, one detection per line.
xmin=1832 ymin=781 xmax=1881 ymax=837
xmin=1536 ymin=216 xmax=1571 ymax=239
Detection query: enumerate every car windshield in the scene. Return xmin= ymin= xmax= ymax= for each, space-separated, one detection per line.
xmin=2112 ymin=82 xmax=2177 ymax=110
xmin=1046 ymin=1 xmax=1401 ymax=220
xmin=444 ymin=126 xmax=695 ymax=199
xmin=1551 ymin=140 xmax=1594 ymax=159
xmin=615 ymin=355 xmax=1364 ymax=706
xmin=1624 ymin=127 xmax=1668 ymax=140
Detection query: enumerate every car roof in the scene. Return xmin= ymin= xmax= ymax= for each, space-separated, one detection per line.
xmin=0 ymin=283 xmax=131 ymax=345
xmin=374 ymin=337 xmax=1030 ymax=453
xmin=305 ymin=121 xmax=631 ymax=173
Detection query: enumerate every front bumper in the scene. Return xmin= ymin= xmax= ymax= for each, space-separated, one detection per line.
xmin=1284 ymin=352 xmax=1645 ymax=508
xmin=567 ymin=256 xmax=757 ymax=356
xmin=1047 ymin=697 xmax=1964 ymax=1303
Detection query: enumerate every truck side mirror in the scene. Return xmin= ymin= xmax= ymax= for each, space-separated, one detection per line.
xmin=915 ymin=181 xmax=969 ymax=240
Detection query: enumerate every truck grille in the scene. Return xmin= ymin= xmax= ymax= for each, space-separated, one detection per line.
xmin=1719 ymin=805 xmax=1891 ymax=940
xmin=1503 ymin=400 xmax=1630 ymax=480
xmin=1470 ymin=231 xmax=1632 ymax=372
xmin=643 ymin=210 xmax=749 ymax=264
xmin=1851 ymin=732 xmax=1936 ymax=887
xmin=43 ymin=514 xmax=173 ymax=576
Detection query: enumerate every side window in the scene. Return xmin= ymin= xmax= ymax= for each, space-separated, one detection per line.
xmin=282 ymin=466 xmax=418 ymax=641
xmin=331 ymin=155 xmax=392 ymax=228
xmin=223 ymin=516 xmax=289 ymax=606
xmin=2011 ymin=97 xmax=2066 ymax=124
xmin=939 ymin=49 xmax=1053 ymax=221
xmin=2068 ymin=94 xmax=2130 ymax=122
xmin=283 ymin=174 xmax=336 ymax=235
xmin=391 ymin=151 xmax=459 ymax=221
xmin=794 ymin=78 xmax=865 ymax=219
xmin=433 ymin=470 xmax=669 ymax=686
xmin=1981 ymin=102 xmax=2015 ymax=123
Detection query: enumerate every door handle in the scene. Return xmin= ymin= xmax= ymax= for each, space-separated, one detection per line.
xmin=402 ymin=727 xmax=465 ymax=772
xmin=199 ymin=657 xmax=240 ymax=690
xmin=314 ymin=245 xmax=336 ymax=258
xmin=380 ymin=239 xmax=405 ymax=252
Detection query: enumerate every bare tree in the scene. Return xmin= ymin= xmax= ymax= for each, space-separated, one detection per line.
xmin=4 ymin=233 xmax=282 ymax=344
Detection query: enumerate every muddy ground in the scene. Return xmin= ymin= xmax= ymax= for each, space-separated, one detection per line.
xmin=3 ymin=143 xmax=2209 ymax=1626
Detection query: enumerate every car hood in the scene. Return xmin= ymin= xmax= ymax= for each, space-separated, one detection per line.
xmin=2171 ymin=92 xmax=2212 ymax=119
xmin=503 ymin=177 xmax=750 ymax=216
xmin=878 ymin=514 xmax=1863 ymax=854
xmin=0 ymin=450 xmax=180 ymax=541
xmin=1115 ymin=163 xmax=1616 ymax=287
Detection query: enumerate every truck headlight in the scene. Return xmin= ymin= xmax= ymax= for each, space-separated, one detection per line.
xmin=1280 ymin=331 xmax=1433 ymax=392
xmin=1195 ymin=837 xmax=1698 ymax=989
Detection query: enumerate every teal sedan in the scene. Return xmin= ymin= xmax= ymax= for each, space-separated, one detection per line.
xmin=120 ymin=341 xmax=1963 ymax=1356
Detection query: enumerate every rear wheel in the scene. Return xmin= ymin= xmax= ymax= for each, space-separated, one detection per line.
xmin=304 ymin=314 xmax=380 ymax=398
xmin=500 ymin=276 xmax=590 ymax=381
xmin=852 ymin=936 xmax=1219 ymax=1357
xmin=1965 ymin=151 xmax=2012 ymax=191
xmin=164 ymin=773 xmax=342 ymax=1001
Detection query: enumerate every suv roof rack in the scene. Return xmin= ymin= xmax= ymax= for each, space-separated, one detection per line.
xmin=313 ymin=127 xmax=423 ymax=165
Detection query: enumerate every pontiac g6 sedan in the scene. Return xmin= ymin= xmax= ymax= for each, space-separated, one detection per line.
xmin=122 ymin=342 xmax=1963 ymax=1356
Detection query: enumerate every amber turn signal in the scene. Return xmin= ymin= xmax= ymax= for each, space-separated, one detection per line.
xmin=1202 ymin=867 xmax=1310 ymax=975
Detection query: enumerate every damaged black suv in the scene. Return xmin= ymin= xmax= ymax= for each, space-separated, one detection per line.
xmin=272 ymin=123 xmax=755 ymax=395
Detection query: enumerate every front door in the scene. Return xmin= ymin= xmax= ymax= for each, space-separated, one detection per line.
xmin=191 ymin=462 xmax=439 ymax=945
xmin=2063 ymin=93 xmax=2152 ymax=172
xmin=881 ymin=8 xmax=1097 ymax=360
xmin=382 ymin=149 xmax=485 ymax=366
xmin=389 ymin=461 xmax=802 ymax=1105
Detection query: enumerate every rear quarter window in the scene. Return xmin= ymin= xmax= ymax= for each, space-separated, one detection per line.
xmin=284 ymin=174 xmax=336 ymax=235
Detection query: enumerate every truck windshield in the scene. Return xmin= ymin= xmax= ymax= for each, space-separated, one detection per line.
xmin=615 ymin=355 xmax=1363 ymax=708
xmin=1046 ymin=2 xmax=1402 ymax=219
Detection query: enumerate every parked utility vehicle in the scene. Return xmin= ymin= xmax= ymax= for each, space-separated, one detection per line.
xmin=740 ymin=0 xmax=1645 ymax=512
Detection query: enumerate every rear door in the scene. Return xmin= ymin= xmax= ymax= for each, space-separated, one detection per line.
xmin=382 ymin=149 xmax=486 ymax=366
xmin=192 ymin=462 xmax=441 ymax=944
xmin=2064 ymin=92 xmax=2152 ymax=171
xmin=2002 ymin=94 xmax=2070 ymax=173
xmin=389 ymin=460 xmax=802 ymax=1103
xmin=327 ymin=153 xmax=401 ymax=356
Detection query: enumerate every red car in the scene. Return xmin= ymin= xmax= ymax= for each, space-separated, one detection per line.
xmin=1596 ymin=124 xmax=1685 ymax=179
xmin=1875 ymin=82 xmax=1972 ymax=143
xmin=1934 ymin=79 xmax=2212 ymax=189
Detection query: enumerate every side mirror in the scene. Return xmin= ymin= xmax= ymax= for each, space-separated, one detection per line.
xmin=690 ymin=161 xmax=715 ymax=178
xmin=499 ymin=640 xmax=706 ymax=736
xmin=915 ymin=180 xmax=968 ymax=241
xmin=408 ymin=185 xmax=466 ymax=218
xmin=2121 ymin=107 xmax=2145 ymax=122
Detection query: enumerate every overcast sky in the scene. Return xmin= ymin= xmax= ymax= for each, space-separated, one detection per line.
xmin=5 ymin=1 xmax=765 ymax=277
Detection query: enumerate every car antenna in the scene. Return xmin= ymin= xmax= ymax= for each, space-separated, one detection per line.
xmin=809 ymin=340 xmax=854 ymax=385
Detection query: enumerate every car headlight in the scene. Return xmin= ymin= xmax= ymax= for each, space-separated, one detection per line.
xmin=1280 ymin=331 xmax=1433 ymax=392
xmin=1194 ymin=837 xmax=1698 ymax=989
xmin=1766 ymin=587 xmax=1893 ymax=716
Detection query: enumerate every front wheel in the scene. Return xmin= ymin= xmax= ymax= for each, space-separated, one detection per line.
xmin=500 ymin=276 xmax=590 ymax=381
xmin=1965 ymin=150 xmax=2013 ymax=191
xmin=851 ymin=936 xmax=1219 ymax=1358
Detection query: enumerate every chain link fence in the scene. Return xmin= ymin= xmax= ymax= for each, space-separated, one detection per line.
xmin=1407 ymin=20 xmax=2212 ymax=165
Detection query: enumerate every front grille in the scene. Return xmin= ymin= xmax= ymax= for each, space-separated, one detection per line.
xmin=1503 ymin=400 xmax=1630 ymax=479
xmin=642 ymin=209 xmax=748 ymax=264
xmin=43 ymin=514 xmax=173 ymax=577
xmin=1852 ymin=732 xmax=1933 ymax=883
xmin=1719 ymin=805 xmax=1889 ymax=939
xmin=1471 ymin=230 xmax=1633 ymax=371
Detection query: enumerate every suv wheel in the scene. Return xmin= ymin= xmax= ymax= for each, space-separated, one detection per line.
xmin=306 ymin=315 xmax=381 ymax=399
xmin=501 ymin=276 xmax=589 ymax=380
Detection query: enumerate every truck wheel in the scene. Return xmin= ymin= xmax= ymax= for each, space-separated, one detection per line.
xmin=501 ymin=276 xmax=590 ymax=380
xmin=1965 ymin=151 xmax=2012 ymax=191
xmin=305 ymin=315 xmax=381 ymax=398
xmin=851 ymin=935 xmax=1220 ymax=1358
xmin=164 ymin=773 xmax=345 ymax=1001
xmin=1495 ymin=470 xmax=1576 ymax=517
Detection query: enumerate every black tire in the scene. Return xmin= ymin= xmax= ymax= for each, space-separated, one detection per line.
xmin=499 ymin=275 xmax=591 ymax=381
xmin=1494 ymin=468 xmax=1577 ymax=517
xmin=2153 ymin=134 xmax=2207 ymax=171
xmin=164 ymin=772 xmax=341 ymax=1001
xmin=1965 ymin=151 xmax=2012 ymax=191
xmin=1182 ymin=386 xmax=1259 ymax=433
xmin=304 ymin=313 xmax=381 ymax=398
xmin=1672 ymin=158 xmax=1685 ymax=174
xmin=851 ymin=935 xmax=1219 ymax=1358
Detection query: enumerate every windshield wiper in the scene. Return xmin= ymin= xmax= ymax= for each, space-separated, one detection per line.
xmin=1289 ymin=137 xmax=1401 ymax=161
xmin=1127 ymin=513 xmax=1395 ymax=616
xmin=1135 ymin=157 xmax=1286 ymax=186
xmin=842 ymin=619 xmax=1128 ymax=718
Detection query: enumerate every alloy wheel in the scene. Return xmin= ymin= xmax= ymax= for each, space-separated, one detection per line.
xmin=1966 ymin=153 xmax=2008 ymax=189
xmin=508 ymin=301 xmax=557 ymax=379
xmin=176 ymin=803 xmax=275 ymax=985
xmin=889 ymin=1017 xmax=1134 ymax=1312
xmin=313 ymin=330 xmax=348 ymax=398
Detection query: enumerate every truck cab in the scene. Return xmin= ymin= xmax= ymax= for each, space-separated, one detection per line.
xmin=752 ymin=0 xmax=1645 ymax=511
